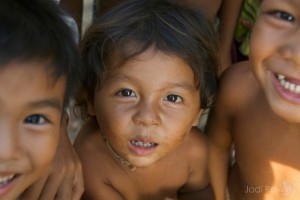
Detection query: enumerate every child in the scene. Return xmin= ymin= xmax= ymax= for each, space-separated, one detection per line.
xmin=74 ymin=0 xmax=219 ymax=199
xmin=207 ymin=0 xmax=300 ymax=199
xmin=0 ymin=0 xmax=82 ymax=199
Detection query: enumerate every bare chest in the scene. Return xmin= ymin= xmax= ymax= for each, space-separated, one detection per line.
xmin=230 ymin=100 xmax=300 ymax=199
xmin=115 ymin=161 xmax=188 ymax=200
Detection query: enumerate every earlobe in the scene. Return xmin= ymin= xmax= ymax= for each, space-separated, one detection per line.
xmin=87 ymin=101 xmax=96 ymax=116
xmin=192 ymin=109 xmax=203 ymax=126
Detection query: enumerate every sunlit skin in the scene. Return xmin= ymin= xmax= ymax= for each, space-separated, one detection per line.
xmin=208 ymin=0 xmax=300 ymax=199
xmin=75 ymin=48 xmax=211 ymax=199
xmin=0 ymin=61 xmax=66 ymax=200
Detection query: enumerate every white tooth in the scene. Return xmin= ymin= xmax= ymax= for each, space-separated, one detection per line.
xmin=284 ymin=82 xmax=290 ymax=89
xmin=296 ymin=85 xmax=300 ymax=93
xmin=0 ymin=175 xmax=14 ymax=187
xmin=289 ymin=83 xmax=296 ymax=92
xmin=280 ymin=79 xmax=285 ymax=87
xmin=0 ymin=175 xmax=14 ymax=182
xmin=278 ymin=74 xmax=285 ymax=80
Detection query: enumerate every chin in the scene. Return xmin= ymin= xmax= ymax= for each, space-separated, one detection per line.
xmin=130 ymin=157 xmax=160 ymax=168
xmin=271 ymin=103 xmax=300 ymax=123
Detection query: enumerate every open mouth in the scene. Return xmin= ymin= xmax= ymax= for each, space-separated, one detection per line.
xmin=273 ymin=72 xmax=300 ymax=104
xmin=130 ymin=140 xmax=157 ymax=148
xmin=129 ymin=139 xmax=158 ymax=156
xmin=276 ymin=74 xmax=300 ymax=94
xmin=0 ymin=174 xmax=16 ymax=188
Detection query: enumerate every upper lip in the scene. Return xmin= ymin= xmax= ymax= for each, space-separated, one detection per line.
xmin=275 ymin=72 xmax=300 ymax=83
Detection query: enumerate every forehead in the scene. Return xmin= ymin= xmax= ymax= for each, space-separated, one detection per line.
xmin=0 ymin=60 xmax=66 ymax=103
xmin=261 ymin=0 xmax=299 ymax=5
xmin=106 ymin=48 xmax=196 ymax=88
xmin=110 ymin=47 xmax=192 ymax=72
xmin=0 ymin=60 xmax=63 ymax=86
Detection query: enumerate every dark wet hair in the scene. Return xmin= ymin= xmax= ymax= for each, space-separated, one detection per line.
xmin=76 ymin=0 xmax=219 ymax=118
xmin=0 ymin=0 xmax=80 ymax=108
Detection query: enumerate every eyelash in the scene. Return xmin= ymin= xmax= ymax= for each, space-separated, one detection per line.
xmin=163 ymin=94 xmax=183 ymax=103
xmin=115 ymin=89 xmax=184 ymax=103
xmin=115 ymin=89 xmax=136 ymax=97
xmin=269 ymin=10 xmax=295 ymax=22
xmin=24 ymin=114 xmax=50 ymax=125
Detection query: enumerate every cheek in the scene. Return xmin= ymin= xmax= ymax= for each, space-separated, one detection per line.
xmin=164 ymin=125 xmax=189 ymax=149
xmin=27 ymin=133 xmax=59 ymax=171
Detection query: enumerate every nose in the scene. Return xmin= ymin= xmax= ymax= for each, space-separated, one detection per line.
xmin=279 ymin=29 xmax=300 ymax=66
xmin=132 ymin=100 xmax=161 ymax=127
xmin=0 ymin=123 xmax=20 ymax=161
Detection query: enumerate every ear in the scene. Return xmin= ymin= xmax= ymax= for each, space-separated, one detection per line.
xmin=87 ymin=101 xmax=96 ymax=116
xmin=192 ymin=109 xmax=204 ymax=126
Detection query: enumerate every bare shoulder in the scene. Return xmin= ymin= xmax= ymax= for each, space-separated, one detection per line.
xmin=73 ymin=117 xmax=100 ymax=153
xmin=180 ymin=127 xmax=209 ymax=189
xmin=217 ymin=61 xmax=256 ymax=112
xmin=74 ymin=118 xmax=128 ymax=199
xmin=205 ymin=61 xmax=257 ymax=147
xmin=185 ymin=127 xmax=209 ymax=162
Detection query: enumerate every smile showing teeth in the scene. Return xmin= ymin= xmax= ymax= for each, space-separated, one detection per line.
xmin=131 ymin=140 xmax=156 ymax=148
xmin=277 ymin=74 xmax=300 ymax=94
xmin=0 ymin=174 xmax=15 ymax=187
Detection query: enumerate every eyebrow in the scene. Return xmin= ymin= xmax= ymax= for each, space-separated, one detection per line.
xmin=110 ymin=73 xmax=196 ymax=91
xmin=165 ymin=82 xmax=196 ymax=91
xmin=27 ymin=98 xmax=63 ymax=111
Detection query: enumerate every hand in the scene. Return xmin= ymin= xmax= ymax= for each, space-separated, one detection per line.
xmin=21 ymin=112 xmax=84 ymax=200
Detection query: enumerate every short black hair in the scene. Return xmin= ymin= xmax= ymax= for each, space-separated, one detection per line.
xmin=77 ymin=0 xmax=219 ymax=118
xmin=0 ymin=0 xmax=80 ymax=108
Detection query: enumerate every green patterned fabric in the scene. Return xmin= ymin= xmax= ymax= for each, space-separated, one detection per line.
xmin=234 ymin=0 xmax=260 ymax=56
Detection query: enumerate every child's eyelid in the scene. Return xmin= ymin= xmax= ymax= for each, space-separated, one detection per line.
xmin=164 ymin=94 xmax=184 ymax=103
xmin=24 ymin=114 xmax=51 ymax=125
xmin=268 ymin=10 xmax=294 ymax=21
xmin=115 ymin=88 xmax=137 ymax=97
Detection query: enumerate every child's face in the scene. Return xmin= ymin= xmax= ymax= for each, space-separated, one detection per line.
xmin=0 ymin=61 xmax=66 ymax=200
xmin=89 ymin=48 xmax=202 ymax=168
xmin=250 ymin=0 xmax=300 ymax=122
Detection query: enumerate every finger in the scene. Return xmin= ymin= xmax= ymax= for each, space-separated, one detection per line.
xmin=20 ymin=175 xmax=48 ymax=200
xmin=55 ymin=175 xmax=73 ymax=200
xmin=38 ymin=172 xmax=64 ymax=200
xmin=72 ymin=164 xmax=84 ymax=200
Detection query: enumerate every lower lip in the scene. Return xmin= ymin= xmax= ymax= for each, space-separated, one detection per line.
xmin=0 ymin=175 xmax=19 ymax=197
xmin=128 ymin=142 xmax=157 ymax=156
xmin=271 ymin=72 xmax=300 ymax=104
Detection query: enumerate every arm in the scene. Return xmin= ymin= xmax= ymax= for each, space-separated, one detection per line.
xmin=21 ymin=112 xmax=84 ymax=200
xmin=217 ymin=0 xmax=244 ymax=74
xmin=206 ymin=65 xmax=244 ymax=200
xmin=178 ymin=127 xmax=214 ymax=200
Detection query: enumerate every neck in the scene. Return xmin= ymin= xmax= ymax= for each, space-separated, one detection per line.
xmin=104 ymin=137 xmax=136 ymax=171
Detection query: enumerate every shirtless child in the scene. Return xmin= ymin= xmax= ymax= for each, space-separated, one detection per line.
xmin=207 ymin=0 xmax=300 ymax=199
xmin=0 ymin=0 xmax=82 ymax=199
xmin=73 ymin=0 xmax=219 ymax=199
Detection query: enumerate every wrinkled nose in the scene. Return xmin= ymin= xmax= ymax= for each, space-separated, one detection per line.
xmin=279 ymin=29 xmax=300 ymax=66
xmin=132 ymin=100 xmax=161 ymax=127
xmin=0 ymin=124 xmax=19 ymax=161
